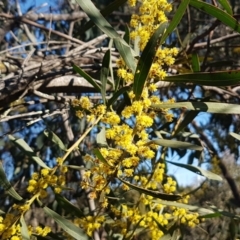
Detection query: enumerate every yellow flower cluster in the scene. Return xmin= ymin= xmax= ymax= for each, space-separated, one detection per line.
xmin=27 ymin=165 xmax=67 ymax=197
xmin=72 ymin=96 xmax=106 ymax=122
xmin=129 ymin=0 xmax=172 ymax=50
xmin=74 ymin=215 xmax=105 ymax=236
xmin=71 ymin=0 xmax=200 ymax=239
xmin=0 ymin=215 xmax=51 ymax=239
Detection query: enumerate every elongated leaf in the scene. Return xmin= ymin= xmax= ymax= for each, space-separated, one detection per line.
xmin=191 ymin=53 xmax=200 ymax=72
xmin=66 ymin=165 xmax=85 ymax=170
xmin=172 ymin=111 xmax=199 ymax=137
xmin=190 ymin=0 xmax=240 ymax=33
xmin=82 ymin=0 xmax=127 ymax=32
xmin=55 ymin=194 xmax=85 ymax=218
xmin=133 ymin=22 xmax=168 ymax=99
xmin=44 ymin=207 xmax=88 ymax=240
xmin=76 ymin=0 xmax=137 ymax=72
xmin=101 ymin=49 xmax=111 ymax=105
xmin=107 ymin=86 xmax=130 ymax=107
xmin=44 ymin=130 xmax=67 ymax=151
xmin=20 ymin=216 xmax=31 ymax=240
xmin=93 ymin=148 xmax=112 ymax=167
xmin=152 ymin=217 xmax=168 ymax=234
xmin=159 ymin=234 xmax=171 ymax=240
xmin=0 ymin=162 xmax=23 ymax=201
xmin=96 ymin=126 xmax=108 ymax=147
xmin=152 ymin=101 xmax=240 ymax=114
xmin=154 ymin=199 xmax=216 ymax=215
xmin=161 ymin=0 xmax=190 ymax=44
xmin=167 ymin=160 xmax=222 ymax=181
xmin=146 ymin=139 xmax=202 ymax=151
xmin=9 ymin=135 xmax=50 ymax=170
xmin=118 ymin=178 xmax=182 ymax=201
xmin=230 ymin=132 xmax=240 ymax=141
xmin=73 ymin=64 xmax=101 ymax=92
xmin=164 ymin=70 xmax=240 ymax=86
xmin=154 ymin=199 xmax=240 ymax=219
xmin=123 ymin=24 xmax=130 ymax=44
xmin=218 ymin=0 xmax=233 ymax=15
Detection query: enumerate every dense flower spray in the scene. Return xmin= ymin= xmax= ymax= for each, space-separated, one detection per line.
xmin=0 ymin=0 xmax=201 ymax=239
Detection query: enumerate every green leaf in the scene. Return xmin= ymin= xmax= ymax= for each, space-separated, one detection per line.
xmin=190 ymin=0 xmax=240 ymax=33
xmin=76 ymin=0 xmax=137 ymax=72
xmin=172 ymin=111 xmax=199 ymax=137
xmin=229 ymin=132 xmax=240 ymax=141
xmin=191 ymin=53 xmax=200 ymax=72
xmin=146 ymin=139 xmax=202 ymax=151
xmin=20 ymin=216 xmax=31 ymax=240
xmin=154 ymin=199 xmax=215 ymax=216
xmin=100 ymin=49 xmax=111 ymax=105
xmin=152 ymin=217 xmax=168 ymax=234
xmin=93 ymin=148 xmax=112 ymax=167
xmin=159 ymin=234 xmax=171 ymax=240
xmin=218 ymin=0 xmax=233 ymax=15
xmin=0 ymin=162 xmax=23 ymax=200
xmin=44 ymin=130 xmax=67 ymax=151
xmin=118 ymin=178 xmax=182 ymax=201
xmin=9 ymin=135 xmax=50 ymax=170
xmin=133 ymin=22 xmax=168 ymax=99
xmin=73 ymin=64 xmax=101 ymax=92
xmin=55 ymin=194 xmax=85 ymax=218
xmin=107 ymin=86 xmax=131 ymax=108
xmin=167 ymin=160 xmax=222 ymax=181
xmin=161 ymin=0 xmax=190 ymax=44
xmin=44 ymin=207 xmax=88 ymax=240
xmin=123 ymin=24 xmax=130 ymax=44
xmin=164 ymin=70 xmax=240 ymax=86
xmin=96 ymin=126 xmax=108 ymax=147
xmin=66 ymin=165 xmax=85 ymax=170
xmin=82 ymin=0 xmax=127 ymax=32
xmin=152 ymin=101 xmax=240 ymax=114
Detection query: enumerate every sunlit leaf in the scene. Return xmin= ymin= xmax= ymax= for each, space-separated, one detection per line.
xmin=167 ymin=160 xmax=223 ymax=181
xmin=154 ymin=199 xmax=216 ymax=216
xmin=146 ymin=139 xmax=202 ymax=151
xmin=161 ymin=0 xmax=190 ymax=44
xmin=76 ymin=0 xmax=137 ymax=72
xmin=0 ymin=162 xmax=22 ymax=200
xmin=44 ymin=130 xmax=67 ymax=151
xmin=73 ymin=64 xmax=101 ymax=92
xmin=172 ymin=111 xmax=199 ymax=137
xmin=191 ymin=53 xmax=200 ymax=72
xmin=20 ymin=216 xmax=30 ymax=240
xmin=107 ymin=86 xmax=131 ymax=107
xmin=96 ymin=126 xmax=108 ymax=147
xmin=93 ymin=148 xmax=112 ymax=167
xmin=123 ymin=24 xmax=130 ymax=44
xmin=218 ymin=0 xmax=233 ymax=15
xmin=190 ymin=0 xmax=240 ymax=33
xmin=9 ymin=135 xmax=50 ymax=170
xmin=66 ymin=165 xmax=85 ymax=170
xmin=133 ymin=22 xmax=168 ymax=99
xmin=152 ymin=101 xmax=240 ymax=114
xmin=55 ymin=194 xmax=85 ymax=218
xmin=82 ymin=0 xmax=127 ymax=32
xmin=118 ymin=178 xmax=182 ymax=201
xmin=164 ymin=70 xmax=240 ymax=86
xmin=229 ymin=132 xmax=240 ymax=141
xmin=44 ymin=207 xmax=88 ymax=240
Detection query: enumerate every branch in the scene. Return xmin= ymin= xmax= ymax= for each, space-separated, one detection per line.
xmin=0 ymin=13 xmax=86 ymax=45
